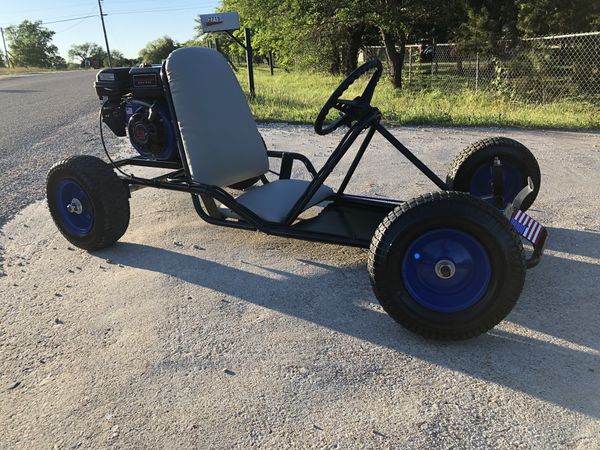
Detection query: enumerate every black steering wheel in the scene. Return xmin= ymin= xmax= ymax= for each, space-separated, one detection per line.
xmin=314 ymin=59 xmax=383 ymax=136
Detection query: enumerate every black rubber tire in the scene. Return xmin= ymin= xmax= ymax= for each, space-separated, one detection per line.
xmin=368 ymin=191 xmax=526 ymax=340
xmin=46 ymin=155 xmax=130 ymax=251
xmin=446 ymin=137 xmax=541 ymax=211
xmin=228 ymin=176 xmax=261 ymax=190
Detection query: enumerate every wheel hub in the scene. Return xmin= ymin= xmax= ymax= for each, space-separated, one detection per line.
xmin=66 ymin=198 xmax=83 ymax=215
xmin=401 ymin=228 xmax=492 ymax=313
xmin=435 ymin=259 xmax=456 ymax=279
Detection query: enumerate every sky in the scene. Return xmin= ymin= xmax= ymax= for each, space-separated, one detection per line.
xmin=1 ymin=0 xmax=222 ymax=60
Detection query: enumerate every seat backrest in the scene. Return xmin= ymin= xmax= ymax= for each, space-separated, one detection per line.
xmin=165 ymin=47 xmax=268 ymax=187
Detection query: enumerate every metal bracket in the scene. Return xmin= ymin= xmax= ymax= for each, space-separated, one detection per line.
xmin=504 ymin=176 xmax=534 ymax=219
xmin=492 ymin=157 xmax=505 ymax=209
xmin=279 ymin=153 xmax=294 ymax=179
xmin=503 ymin=177 xmax=547 ymax=269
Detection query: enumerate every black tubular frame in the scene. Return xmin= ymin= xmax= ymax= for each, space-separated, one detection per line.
xmin=107 ymin=60 xmax=550 ymax=262
xmin=109 ymin=63 xmax=453 ymax=248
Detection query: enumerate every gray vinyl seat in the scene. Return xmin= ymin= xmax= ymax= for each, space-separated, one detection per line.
xmin=164 ymin=47 xmax=333 ymax=223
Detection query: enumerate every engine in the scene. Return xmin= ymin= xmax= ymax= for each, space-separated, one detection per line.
xmin=94 ymin=65 xmax=179 ymax=161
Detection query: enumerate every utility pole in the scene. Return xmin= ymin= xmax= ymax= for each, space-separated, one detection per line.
xmin=1 ymin=27 xmax=10 ymax=67
xmin=97 ymin=0 xmax=112 ymax=67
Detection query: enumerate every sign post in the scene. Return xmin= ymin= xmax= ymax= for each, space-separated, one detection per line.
xmin=199 ymin=11 xmax=255 ymax=98
xmin=244 ymin=28 xmax=255 ymax=98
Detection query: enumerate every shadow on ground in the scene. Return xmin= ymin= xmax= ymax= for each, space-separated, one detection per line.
xmin=97 ymin=225 xmax=600 ymax=418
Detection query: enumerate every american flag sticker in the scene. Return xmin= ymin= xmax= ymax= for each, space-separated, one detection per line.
xmin=511 ymin=210 xmax=545 ymax=245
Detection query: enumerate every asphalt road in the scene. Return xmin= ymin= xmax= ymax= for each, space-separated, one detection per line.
xmin=0 ymin=71 xmax=100 ymax=228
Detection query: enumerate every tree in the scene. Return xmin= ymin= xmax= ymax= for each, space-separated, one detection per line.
xmin=5 ymin=20 xmax=61 ymax=67
xmin=457 ymin=0 xmax=519 ymax=55
xmin=139 ymin=36 xmax=180 ymax=64
xmin=0 ymin=50 xmax=5 ymax=68
xmin=306 ymin=2 xmax=374 ymax=75
xmin=110 ymin=49 xmax=132 ymax=67
xmin=181 ymin=38 xmax=202 ymax=48
xmin=342 ymin=0 xmax=463 ymax=88
xmin=69 ymin=44 xmax=133 ymax=67
xmin=216 ymin=0 xmax=462 ymax=86
xmin=212 ymin=0 xmax=369 ymax=74
xmin=516 ymin=0 xmax=600 ymax=37
xmin=49 ymin=54 xmax=67 ymax=69
xmin=68 ymin=42 xmax=106 ymax=65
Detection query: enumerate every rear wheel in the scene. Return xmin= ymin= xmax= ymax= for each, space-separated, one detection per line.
xmin=47 ymin=155 xmax=130 ymax=251
xmin=446 ymin=137 xmax=540 ymax=211
xmin=368 ymin=191 xmax=525 ymax=340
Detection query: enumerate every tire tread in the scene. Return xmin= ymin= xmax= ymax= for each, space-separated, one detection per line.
xmin=368 ymin=191 xmax=525 ymax=340
xmin=446 ymin=137 xmax=540 ymax=211
xmin=46 ymin=155 xmax=130 ymax=250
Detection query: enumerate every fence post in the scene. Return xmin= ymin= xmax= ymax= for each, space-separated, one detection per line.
xmin=475 ymin=51 xmax=480 ymax=92
xmin=408 ymin=46 xmax=412 ymax=86
xmin=430 ymin=42 xmax=435 ymax=89
xmin=269 ymin=50 xmax=274 ymax=76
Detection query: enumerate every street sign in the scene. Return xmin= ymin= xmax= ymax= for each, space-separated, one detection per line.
xmin=199 ymin=11 xmax=240 ymax=33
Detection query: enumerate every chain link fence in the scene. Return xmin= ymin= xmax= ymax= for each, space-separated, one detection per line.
xmin=364 ymin=31 xmax=600 ymax=103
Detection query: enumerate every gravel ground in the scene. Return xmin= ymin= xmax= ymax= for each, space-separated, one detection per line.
xmin=1 ymin=123 xmax=600 ymax=449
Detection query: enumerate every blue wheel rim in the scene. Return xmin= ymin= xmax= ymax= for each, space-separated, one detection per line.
xmin=402 ymin=228 xmax=492 ymax=313
xmin=470 ymin=160 xmax=523 ymax=208
xmin=55 ymin=179 xmax=94 ymax=236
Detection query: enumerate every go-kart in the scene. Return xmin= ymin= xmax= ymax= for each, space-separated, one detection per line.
xmin=46 ymin=47 xmax=547 ymax=340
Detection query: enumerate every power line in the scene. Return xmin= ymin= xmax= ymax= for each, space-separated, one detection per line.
xmin=1 ymin=2 xmax=216 ymax=28
xmin=42 ymin=15 xmax=99 ymax=25
xmin=53 ymin=16 xmax=95 ymax=35
xmin=51 ymin=6 xmax=99 ymax=34
xmin=0 ymin=14 xmax=97 ymax=28
xmin=105 ymin=5 xmax=215 ymax=16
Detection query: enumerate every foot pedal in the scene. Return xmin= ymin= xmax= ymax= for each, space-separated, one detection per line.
xmin=504 ymin=178 xmax=547 ymax=268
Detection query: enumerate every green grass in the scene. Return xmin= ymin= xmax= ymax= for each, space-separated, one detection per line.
xmin=0 ymin=66 xmax=58 ymax=76
xmin=0 ymin=66 xmax=90 ymax=77
xmin=236 ymin=66 xmax=600 ymax=130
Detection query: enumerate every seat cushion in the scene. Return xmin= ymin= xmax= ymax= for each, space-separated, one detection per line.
xmin=235 ymin=179 xmax=334 ymax=223
xmin=165 ymin=47 xmax=268 ymax=187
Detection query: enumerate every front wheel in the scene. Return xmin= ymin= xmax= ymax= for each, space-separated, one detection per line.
xmin=368 ymin=191 xmax=526 ymax=340
xmin=446 ymin=137 xmax=540 ymax=211
xmin=46 ymin=155 xmax=130 ymax=251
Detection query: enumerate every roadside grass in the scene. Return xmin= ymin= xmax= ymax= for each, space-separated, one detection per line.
xmin=0 ymin=67 xmax=58 ymax=76
xmin=237 ymin=66 xmax=600 ymax=130
xmin=0 ymin=66 xmax=89 ymax=77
